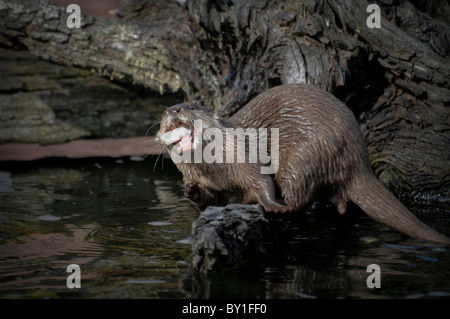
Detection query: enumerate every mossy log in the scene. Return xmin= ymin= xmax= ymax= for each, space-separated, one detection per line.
xmin=0 ymin=49 xmax=175 ymax=144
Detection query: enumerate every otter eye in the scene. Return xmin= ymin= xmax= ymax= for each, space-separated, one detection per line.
xmin=187 ymin=104 xmax=196 ymax=110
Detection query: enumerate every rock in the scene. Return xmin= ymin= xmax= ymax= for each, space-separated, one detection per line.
xmin=191 ymin=204 xmax=288 ymax=272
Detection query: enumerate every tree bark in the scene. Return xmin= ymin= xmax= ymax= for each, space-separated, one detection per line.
xmin=0 ymin=0 xmax=448 ymax=196
xmin=0 ymin=48 xmax=174 ymax=144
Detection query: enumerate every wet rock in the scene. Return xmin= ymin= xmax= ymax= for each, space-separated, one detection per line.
xmin=191 ymin=204 xmax=287 ymax=272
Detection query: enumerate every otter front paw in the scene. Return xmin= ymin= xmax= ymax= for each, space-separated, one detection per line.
xmin=264 ymin=204 xmax=294 ymax=214
xmin=184 ymin=182 xmax=202 ymax=203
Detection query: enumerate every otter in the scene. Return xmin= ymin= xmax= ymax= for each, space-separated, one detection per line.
xmin=158 ymin=83 xmax=450 ymax=244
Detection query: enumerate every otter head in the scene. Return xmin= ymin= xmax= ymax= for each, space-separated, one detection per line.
xmin=158 ymin=102 xmax=221 ymax=154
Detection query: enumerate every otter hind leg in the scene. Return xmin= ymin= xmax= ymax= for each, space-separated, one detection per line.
xmin=329 ymin=191 xmax=348 ymax=215
xmin=336 ymin=200 xmax=347 ymax=215
xmin=249 ymin=182 xmax=294 ymax=214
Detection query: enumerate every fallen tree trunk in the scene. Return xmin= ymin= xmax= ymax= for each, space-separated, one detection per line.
xmin=0 ymin=0 xmax=449 ymax=196
xmin=0 ymin=48 xmax=176 ymax=144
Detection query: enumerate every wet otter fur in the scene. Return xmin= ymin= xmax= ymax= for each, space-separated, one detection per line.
xmin=159 ymin=83 xmax=450 ymax=244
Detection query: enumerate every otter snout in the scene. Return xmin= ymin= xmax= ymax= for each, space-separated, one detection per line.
xmin=161 ymin=103 xmax=213 ymax=133
xmin=162 ymin=103 xmax=194 ymax=131
xmin=160 ymin=104 xmax=186 ymax=135
xmin=159 ymin=103 xmax=202 ymax=153
xmin=165 ymin=102 xmax=196 ymax=116
xmin=167 ymin=105 xmax=182 ymax=116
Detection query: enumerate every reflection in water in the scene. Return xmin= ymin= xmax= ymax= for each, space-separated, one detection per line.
xmin=0 ymin=157 xmax=449 ymax=299
xmin=0 ymin=158 xmax=194 ymax=298
xmin=0 ymin=224 xmax=99 ymax=260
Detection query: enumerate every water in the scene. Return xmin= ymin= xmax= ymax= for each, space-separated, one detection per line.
xmin=0 ymin=157 xmax=449 ymax=299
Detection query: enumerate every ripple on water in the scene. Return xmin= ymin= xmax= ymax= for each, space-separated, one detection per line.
xmin=38 ymin=214 xmax=61 ymax=221
xmin=147 ymin=221 xmax=173 ymax=226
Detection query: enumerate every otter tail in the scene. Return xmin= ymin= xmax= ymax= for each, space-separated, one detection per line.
xmin=348 ymin=174 xmax=450 ymax=244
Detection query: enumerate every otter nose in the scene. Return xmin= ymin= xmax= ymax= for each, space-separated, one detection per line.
xmin=167 ymin=106 xmax=182 ymax=116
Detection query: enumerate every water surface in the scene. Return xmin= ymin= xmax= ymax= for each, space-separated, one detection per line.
xmin=0 ymin=157 xmax=449 ymax=299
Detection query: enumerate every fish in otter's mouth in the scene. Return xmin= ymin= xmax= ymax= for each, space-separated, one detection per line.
xmin=160 ymin=122 xmax=194 ymax=154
